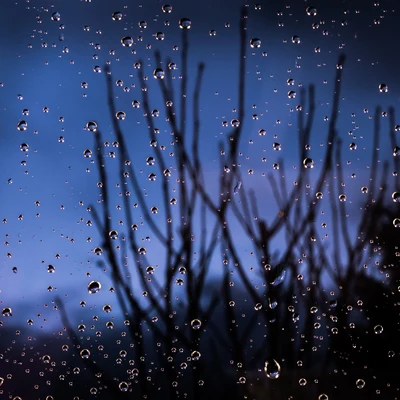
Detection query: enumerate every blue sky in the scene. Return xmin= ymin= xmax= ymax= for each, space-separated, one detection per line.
xmin=0 ymin=0 xmax=398 ymax=332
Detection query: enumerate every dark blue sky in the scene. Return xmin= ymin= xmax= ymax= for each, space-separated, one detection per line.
xmin=0 ymin=0 xmax=398 ymax=331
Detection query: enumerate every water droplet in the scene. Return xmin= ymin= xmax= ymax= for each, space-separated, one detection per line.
xmin=338 ymin=194 xmax=347 ymax=202
xmin=393 ymin=218 xmax=400 ymax=228
xmin=273 ymin=142 xmax=282 ymax=151
xmin=83 ymin=149 xmax=92 ymax=158
xmin=2 ymin=307 xmax=12 ymax=317
xmin=153 ymin=68 xmax=165 ymax=79
xmin=51 ymin=12 xmax=61 ymax=22
xmin=80 ymin=349 xmax=90 ymax=359
xmin=116 ymin=111 xmax=126 ymax=120
xmin=121 ymin=36 xmax=134 ymax=47
xmin=112 ymin=11 xmax=122 ymax=21
xmin=85 ymin=121 xmax=97 ymax=132
xmin=162 ymin=4 xmax=172 ymax=13
xmin=138 ymin=20 xmax=147 ymax=29
xmin=356 ymin=379 xmax=365 ymax=389
xmin=392 ymin=191 xmax=400 ymax=202
xmin=17 ymin=121 xmax=27 ymax=131
xmin=109 ymin=230 xmax=118 ymax=240
xmin=191 ymin=319 xmax=202 ymax=330
xmin=42 ymin=355 xmax=51 ymax=363
xmin=250 ymin=38 xmax=261 ymax=48
xmin=88 ymin=280 xmax=101 ymax=294
xmin=179 ymin=18 xmax=191 ymax=29
xmin=306 ymin=7 xmax=317 ymax=16
xmin=299 ymin=378 xmax=307 ymax=386
xmin=374 ymin=324 xmax=383 ymax=334
xmin=379 ymin=83 xmax=388 ymax=93
xmin=191 ymin=350 xmax=201 ymax=361
xmin=292 ymin=35 xmax=301 ymax=44
xmin=264 ymin=359 xmax=281 ymax=379
xmin=119 ymin=381 xmax=129 ymax=391
xmin=288 ymin=90 xmax=296 ymax=99
xmin=303 ymin=158 xmax=314 ymax=168
xmin=47 ymin=265 xmax=55 ymax=273
xmin=318 ymin=395 xmax=329 ymax=400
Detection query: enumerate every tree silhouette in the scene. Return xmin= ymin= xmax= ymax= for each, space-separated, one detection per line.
xmin=48 ymin=5 xmax=400 ymax=400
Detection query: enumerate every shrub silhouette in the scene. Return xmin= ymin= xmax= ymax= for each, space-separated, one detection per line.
xmin=47 ymin=6 xmax=400 ymax=400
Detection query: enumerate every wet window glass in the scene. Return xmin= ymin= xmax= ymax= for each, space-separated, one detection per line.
xmin=0 ymin=1 xmax=399 ymax=399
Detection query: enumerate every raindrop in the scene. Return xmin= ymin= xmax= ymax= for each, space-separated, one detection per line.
xmin=264 ymin=359 xmax=281 ymax=379
xmin=88 ymin=280 xmax=101 ymax=294
xmin=119 ymin=382 xmax=129 ymax=392
xmin=356 ymin=379 xmax=365 ymax=389
xmin=51 ymin=12 xmax=61 ymax=22
xmin=47 ymin=265 xmax=55 ymax=273
xmin=303 ymin=158 xmax=314 ymax=168
xmin=392 ymin=191 xmax=400 ymax=202
xmin=80 ymin=349 xmax=90 ymax=359
xmin=121 ymin=36 xmax=134 ymax=47
xmin=109 ymin=230 xmax=118 ymax=240
xmin=83 ymin=149 xmax=92 ymax=158
xmin=292 ymin=35 xmax=301 ymax=44
xmin=393 ymin=218 xmax=400 ymax=228
xmin=153 ymin=68 xmax=165 ymax=79
xmin=374 ymin=324 xmax=383 ymax=334
xmin=116 ymin=111 xmax=126 ymax=120
xmin=191 ymin=319 xmax=202 ymax=330
xmin=112 ymin=11 xmax=122 ymax=21
xmin=191 ymin=350 xmax=201 ymax=361
xmin=250 ymin=38 xmax=262 ymax=48
xmin=86 ymin=121 xmax=97 ymax=132
xmin=17 ymin=121 xmax=27 ymax=131
xmin=306 ymin=6 xmax=317 ymax=16
xmin=179 ymin=18 xmax=191 ymax=29
xmin=378 ymin=83 xmax=388 ymax=93
xmin=2 ymin=307 xmax=12 ymax=317
xmin=162 ymin=4 xmax=172 ymax=13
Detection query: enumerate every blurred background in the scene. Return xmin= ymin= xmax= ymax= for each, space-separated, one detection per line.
xmin=0 ymin=0 xmax=399 ymax=399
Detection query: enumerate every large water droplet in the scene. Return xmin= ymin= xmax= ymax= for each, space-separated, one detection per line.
xmin=17 ymin=121 xmax=27 ymax=131
xmin=88 ymin=280 xmax=101 ymax=294
xmin=121 ymin=36 xmax=134 ymax=47
xmin=179 ymin=18 xmax=191 ymax=29
xmin=264 ymin=359 xmax=281 ymax=379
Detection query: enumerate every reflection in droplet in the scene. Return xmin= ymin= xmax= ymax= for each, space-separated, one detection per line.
xmin=303 ymin=158 xmax=314 ymax=168
xmin=2 ymin=307 xmax=12 ymax=317
xmin=374 ymin=324 xmax=383 ymax=334
xmin=121 ymin=36 xmax=134 ymax=47
xmin=179 ymin=18 xmax=191 ymax=29
xmin=112 ymin=11 xmax=123 ymax=21
xmin=153 ymin=68 xmax=165 ymax=79
xmin=264 ymin=359 xmax=281 ymax=379
xmin=356 ymin=379 xmax=365 ymax=389
xmin=17 ymin=121 xmax=27 ymax=131
xmin=250 ymin=38 xmax=261 ymax=48
xmin=80 ymin=349 xmax=90 ymax=359
xmin=20 ymin=143 xmax=29 ymax=152
xmin=88 ymin=281 xmax=101 ymax=294
xmin=191 ymin=319 xmax=202 ymax=330
xmin=378 ymin=83 xmax=388 ymax=93
xmin=392 ymin=192 xmax=400 ymax=202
